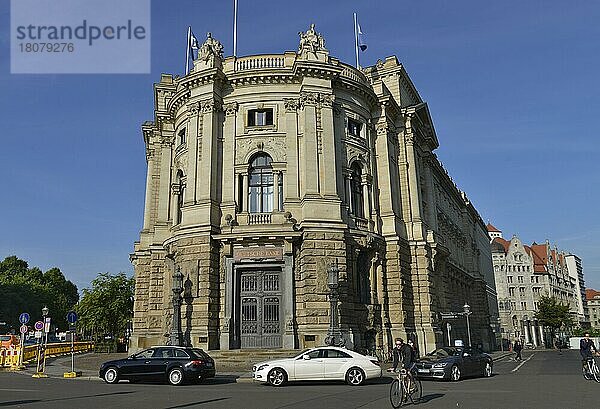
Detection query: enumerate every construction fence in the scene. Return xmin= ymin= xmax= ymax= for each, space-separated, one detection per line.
xmin=1 ymin=342 xmax=94 ymax=370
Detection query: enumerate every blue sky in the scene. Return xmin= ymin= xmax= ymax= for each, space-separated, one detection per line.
xmin=0 ymin=0 xmax=599 ymax=292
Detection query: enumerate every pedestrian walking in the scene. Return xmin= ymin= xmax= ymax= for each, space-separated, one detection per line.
xmin=514 ymin=339 xmax=523 ymax=361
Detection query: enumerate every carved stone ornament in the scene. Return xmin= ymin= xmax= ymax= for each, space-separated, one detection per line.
xmin=298 ymin=23 xmax=326 ymax=54
xmin=200 ymin=98 xmax=222 ymax=114
xmin=299 ymin=91 xmax=319 ymax=108
xmin=320 ymin=93 xmax=334 ymax=107
xmin=376 ymin=122 xmax=390 ymax=136
xmin=187 ymin=102 xmax=199 ymax=117
xmin=197 ymin=32 xmax=224 ymax=62
xmin=224 ymin=102 xmax=239 ymax=116
xmin=283 ymin=98 xmax=299 ymax=112
xmin=236 ymin=137 xmax=286 ymax=164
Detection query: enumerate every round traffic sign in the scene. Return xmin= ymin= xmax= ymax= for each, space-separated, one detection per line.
xmin=20 ymin=324 xmax=28 ymax=334
xmin=34 ymin=320 xmax=44 ymax=331
xmin=66 ymin=311 xmax=78 ymax=324
xmin=19 ymin=312 xmax=30 ymax=324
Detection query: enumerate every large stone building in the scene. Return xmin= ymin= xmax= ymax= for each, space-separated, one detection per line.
xmin=489 ymin=224 xmax=584 ymax=346
xmin=130 ymin=26 xmax=497 ymax=354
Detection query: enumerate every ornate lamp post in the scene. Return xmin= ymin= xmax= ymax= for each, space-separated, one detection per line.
xmin=325 ymin=262 xmax=344 ymax=347
xmin=170 ymin=267 xmax=184 ymax=346
xmin=463 ymin=303 xmax=472 ymax=347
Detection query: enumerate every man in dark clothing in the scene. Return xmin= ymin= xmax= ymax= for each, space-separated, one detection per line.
xmin=513 ymin=339 xmax=523 ymax=361
xmin=392 ymin=338 xmax=415 ymax=373
xmin=580 ymin=332 xmax=597 ymax=371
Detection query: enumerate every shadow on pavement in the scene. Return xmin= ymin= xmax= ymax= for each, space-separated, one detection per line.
xmin=164 ymin=397 xmax=230 ymax=408
xmin=419 ymin=393 xmax=444 ymax=403
xmin=0 ymin=391 xmax=136 ymax=407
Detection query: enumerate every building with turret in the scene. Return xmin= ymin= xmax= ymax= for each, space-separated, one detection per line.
xmin=130 ymin=25 xmax=497 ymax=354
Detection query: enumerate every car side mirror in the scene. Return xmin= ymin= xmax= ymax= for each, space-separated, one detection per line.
xmin=128 ymin=355 xmax=136 ymax=360
xmin=463 ymin=352 xmax=470 ymax=357
xmin=303 ymin=354 xmax=311 ymax=360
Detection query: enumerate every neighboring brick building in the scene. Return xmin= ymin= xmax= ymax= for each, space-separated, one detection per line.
xmin=130 ymin=25 xmax=497 ymax=354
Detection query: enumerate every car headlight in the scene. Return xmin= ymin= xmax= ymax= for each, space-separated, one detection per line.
xmin=432 ymin=363 xmax=448 ymax=368
xmin=257 ymin=364 xmax=269 ymax=371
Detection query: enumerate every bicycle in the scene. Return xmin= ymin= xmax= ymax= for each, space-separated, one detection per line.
xmin=389 ymin=368 xmax=422 ymax=408
xmin=583 ymin=354 xmax=600 ymax=383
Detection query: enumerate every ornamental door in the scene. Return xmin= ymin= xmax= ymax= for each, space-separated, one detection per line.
xmin=240 ymin=269 xmax=282 ymax=348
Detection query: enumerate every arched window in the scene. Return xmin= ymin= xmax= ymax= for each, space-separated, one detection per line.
xmin=176 ymin=170 xmax=185 ymax=224
xmin=248 ymin=153 xmax=274 ymax=213
xmin=350 ymin=163 xmax=364 ymax=218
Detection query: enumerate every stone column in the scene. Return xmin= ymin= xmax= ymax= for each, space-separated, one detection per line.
xmin=300 ymin=91 xmax=319 ymax=195
xmin=531 ymin=323 xmax=538 ymax=347
xmin=170 ymin=184 xmax=180 ymax=226
xmin=538 ymin=325 xmax=544 ymax=347
xmin=362 ymin=179 xmax=370 ymax=222
xmin=319 ymin=93 xmax=338 ymax=197
xmin=158 ymin=136 xmax=174 ymax=221
xmin=222 ymin=102 xmax=239 ymax=207
xmin=273 ymin=170 xmax=280 ymax=212
xmin=283 ymin=98 xmax=300 ymax=201
xmin=403 ymin=114 xmax=424 ymax=241
xmin=345 ymin=174 xmax=353 ymax=215
xmin=186 ymin=102 xmax=200 ymax=203
xmin=242 ymin=173 xmax=249 ymax=212
xmin=523 ymin=321 xmax=530 ymax=344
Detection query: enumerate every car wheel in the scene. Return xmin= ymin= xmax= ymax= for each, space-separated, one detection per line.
xmin=450 ymin=365 xmax=461 ymax=381
xmin=346 ymin=367 xmax=365 ymax=386
xmin=103 ymin=367 xmax=119 ymax=384
xmin=483 ymin=362 xmax=493 ymax=377
xmin=267 ymin=368 xmax=287 ymax=387
xmin=168 ymin=367 xmax=184 ymax=386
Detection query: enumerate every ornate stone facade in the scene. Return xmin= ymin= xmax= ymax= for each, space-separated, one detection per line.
xmin=131 ymin=26 xmax=496 ymax=354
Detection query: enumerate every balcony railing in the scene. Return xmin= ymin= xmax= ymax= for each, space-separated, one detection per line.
xmin=248 ymin=213 xmax=272 ymax=224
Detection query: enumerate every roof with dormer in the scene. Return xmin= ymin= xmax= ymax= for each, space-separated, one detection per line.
xmin=486 ymin=223 xmax=501 ymax=233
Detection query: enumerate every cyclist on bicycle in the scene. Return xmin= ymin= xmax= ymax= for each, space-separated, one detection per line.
xmin=580 ymin=332 xmax=597 ymax=371
xmin=392 ymin=338 xmax=416 ymax=374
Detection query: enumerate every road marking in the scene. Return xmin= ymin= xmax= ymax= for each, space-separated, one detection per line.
xmin=0 ymin=388 xmax=39 ymax=392
xmin=511 ymin=352 xmax=536 ymax=373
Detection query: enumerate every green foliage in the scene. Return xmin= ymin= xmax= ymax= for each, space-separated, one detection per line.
xmin=0 ymin=256 xmax=79 ymax=331
xmin=76 ymin=272 xmax=134 ymax=341
xmin=534 ymin=296 xmax=573 ymax=333
xmin=572 ymin=327 xmax=600 ymax=337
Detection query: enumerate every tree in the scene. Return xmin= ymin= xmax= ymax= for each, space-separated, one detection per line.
xmin=0 ymin=256 xmax=79 ymax=331
xmin=534 ymin=296 xmax=573 ymax=339
xmin=76 ymin=273 xmax=134 ymax=341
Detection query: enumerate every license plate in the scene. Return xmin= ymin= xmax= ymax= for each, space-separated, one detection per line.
xmin=417 ymin=369 xmax=429 ymax=373
xmin=205 ymin=362 xmax=213 ymax=367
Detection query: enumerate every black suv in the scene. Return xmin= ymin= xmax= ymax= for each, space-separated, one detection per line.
xmin=99 ymin=346 xmax=216 ymax=385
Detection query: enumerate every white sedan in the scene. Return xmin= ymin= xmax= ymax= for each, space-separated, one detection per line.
xmin=252 ymin=346 xmax=382 ymax=386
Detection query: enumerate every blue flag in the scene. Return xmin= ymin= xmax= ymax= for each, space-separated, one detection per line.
xmin=357 ymin=22 xmax=367 ymax=52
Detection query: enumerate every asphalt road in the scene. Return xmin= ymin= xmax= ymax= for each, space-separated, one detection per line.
xmin=0 ymin=350 xmax=597 ymax=408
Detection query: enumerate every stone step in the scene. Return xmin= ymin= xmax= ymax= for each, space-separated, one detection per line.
xmin=209 ymin=349 xmax=301 ymax=369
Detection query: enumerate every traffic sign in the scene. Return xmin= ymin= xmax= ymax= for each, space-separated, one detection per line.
xmin=19 ymin=312 xmax=30 ymax=324
xmin=20 ymin=324 xmax=28 ymax=334
xmin=44 ymin=317 xmax=51 ymax=332
xmin=66 ymin=311 xmax=78 ymax=324
xmin=34 ymin=321 xmax=44 ymax=331
xmin=440 ymin=313 xmax=460 ymax=319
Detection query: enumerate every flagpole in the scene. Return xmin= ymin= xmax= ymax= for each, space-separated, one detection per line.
xmin=353 ymin=13 xmax=359 ymax=69
xmin=185 ymin=26 xmax=191 ymax=75
xmin=233 ymin=0 xmax=238 ymax=57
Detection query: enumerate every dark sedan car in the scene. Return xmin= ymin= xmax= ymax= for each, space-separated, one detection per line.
xmin=99 ymin=346 xmax=215 ymax=385
xmin=414 ymin=346 xmax=492 ymax=381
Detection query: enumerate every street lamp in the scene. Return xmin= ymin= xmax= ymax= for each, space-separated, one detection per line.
xmin=170 ymin=267 xmax=184 ymax=346
xmin=325 ymin=262 xmax=344 ymax=347
xmin=463 ymin=303 xmax=472 ymax=347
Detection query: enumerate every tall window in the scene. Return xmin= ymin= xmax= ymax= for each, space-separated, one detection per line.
xmin=178 ymin=128 xmax=186 ymax=146
xmin=350 ymin=163 xmax=364 ymax=218
xmin=248 ymin=153 xmax=274 ymax=213
xmin=348 ymin=118 xmax=362 ymax=137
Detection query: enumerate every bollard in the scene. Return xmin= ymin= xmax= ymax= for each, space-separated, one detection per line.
xmin=9 ymin=346 xmax=25 ymax=370
xmin=0 ymin=348 xmax=6 ymax=367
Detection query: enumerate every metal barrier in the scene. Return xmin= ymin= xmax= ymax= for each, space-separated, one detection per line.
xmin=1 ymin=342 xmax=94 ymax=369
